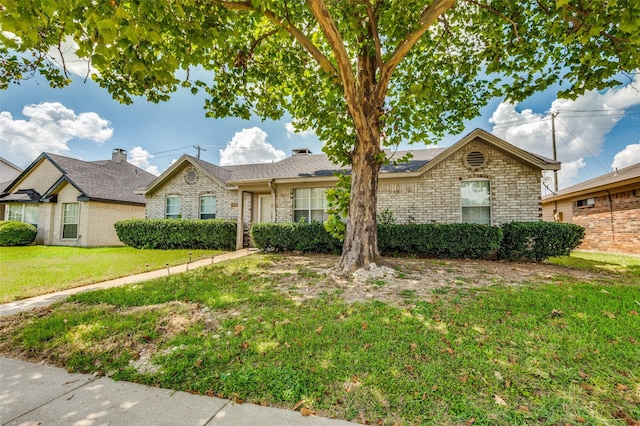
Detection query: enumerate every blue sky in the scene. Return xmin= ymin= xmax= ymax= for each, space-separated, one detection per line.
xmin=1 ymin=68 xmax=639 ymax=194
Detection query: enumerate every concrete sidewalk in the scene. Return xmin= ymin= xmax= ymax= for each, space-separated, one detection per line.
xmin=0 ymin=357 xmax=355 ymax=425
xmin=0 ymin=249 xmax=255 ymax=317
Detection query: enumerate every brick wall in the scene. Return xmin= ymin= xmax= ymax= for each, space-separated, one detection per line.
xmin=377 ymin=139 xmax=542 ymax=225
xmin=572 ymin=190 xmax=640 ymax=254
xmin=146 ymin=166 xmax=238 ymax=220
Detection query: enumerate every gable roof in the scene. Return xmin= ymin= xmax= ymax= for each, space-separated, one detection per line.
xmin=542 ymin=162 xmax=640 ymax=202
xmin=141 ymin=128 xmax=560 ymax=193
xmin=1 ymin=153 xmax=156 ymax=205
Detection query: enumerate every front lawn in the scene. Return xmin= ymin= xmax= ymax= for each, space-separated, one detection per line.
xmin=0 ymin=253 xmax=638 ymax=425
xmin=0 ymin=246 xmax=223 ymax=303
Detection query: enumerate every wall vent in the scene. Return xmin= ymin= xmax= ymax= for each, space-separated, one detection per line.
xmin=185 ymin=169 xmax=198 ymax=184
xmin=465 ymin=151 xmax=486 ymax=169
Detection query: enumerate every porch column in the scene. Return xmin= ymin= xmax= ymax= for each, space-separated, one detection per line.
xmin=236 ymin=190 xmax=244 ymax=250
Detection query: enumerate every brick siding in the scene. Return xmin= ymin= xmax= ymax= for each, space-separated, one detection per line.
xmin=146 ymin=167 xmax=238 ymax=220
xmin=572 ymin=190 xmax=640 ymax=254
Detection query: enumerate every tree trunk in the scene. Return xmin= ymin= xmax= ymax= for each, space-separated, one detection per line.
xmin=337 ymin=137 xmax=383 ymax=273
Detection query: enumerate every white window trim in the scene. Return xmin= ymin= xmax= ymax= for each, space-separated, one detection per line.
xmin=166 ymin=196 xmax=182 ymax=219
xmin=61 ymin=203 xmax=80 ymax=239
xmin=293 ymin=188 xmax=329 ymax=223
xmin=460 ymin=178 xmax=492 ymax=225
xmin=200 ymin=194 xmax=217 ymax=219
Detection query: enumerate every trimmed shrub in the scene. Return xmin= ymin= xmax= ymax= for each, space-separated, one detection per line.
xmin=379 ymin=223 xmax=503 ymax=259
xmin=499 ymin=222 xmax=585 ymax=262
xmin=252 ymin=222 xmax=502 ymax=259
xmin=251 ymin=222 xmax=342 ymax=254
xmin=0 ymin=221 xmax=37 ymax=246
xmin=114 ymin=219 xmax=236 ymax=250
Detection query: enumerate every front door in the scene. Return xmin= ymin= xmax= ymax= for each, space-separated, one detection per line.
xmin=258 ymin=194 xmax=272 ymax=223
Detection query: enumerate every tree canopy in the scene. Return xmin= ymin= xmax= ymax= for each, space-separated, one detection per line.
xmin=1 ymin=0 xmax=638 ymax=272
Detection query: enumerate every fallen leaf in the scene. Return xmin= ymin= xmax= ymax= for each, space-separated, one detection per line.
xmin=602 ymin=311 xmax=616 ymax=319
xmin=410 ymin=343 xmax=417 ymax=351
xmin=316 ymin=325 xmax=323 ymax=333
xmin=459 ymin=375 xmax=468 ymax=383
xmin=494 ymin=394 xmax=507 ymax=406
xmin=579 ymin=372 xmax=589 ymax=379
xmin=576 ymin=416 xmax=586 ymax=423
xmin=629 ymin=310 xmax=638 ymax=316
xmin=361 ymin=321 xmax=368 ymax=330
xmin=234 ymin=324 xmax=245 ymax=335
xmin=518 ymin=405 xmax=530 ymax=412
xmin=293 ymin=400 xmax=305 ymax=411
xmin=300 ymin=408 xmax=315 ymax=417
xmin=616 ymin=384 xmax=629 ymax=391
xmin=494 ymin=371 xmax=504 ymax=381
xmin=445 ymin=347 xmax=454 ymax=355
xmin=580 ymin=384 xmax=595 ymax=393
xmin=234 ymin=397 xmax=244 ymax=404
xmin=466 ymin=418 xmax=476 ymax=425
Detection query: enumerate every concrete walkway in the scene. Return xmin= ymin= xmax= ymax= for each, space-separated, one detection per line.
xmin=0 ymin=357 xmax=354 ymax=425
xmin=0 ymin=249 xmax=356 ymax=425
xmin=0 ymin=249 xmax=255 ymax=317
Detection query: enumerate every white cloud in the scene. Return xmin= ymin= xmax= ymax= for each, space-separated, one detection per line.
xmin=46 ymin=37 xmax=94 ymax=79
xmin=284 ymin=122 xmax=315 ymax=138
xmin=489 ymin=74 xmax=640 ymax=187
xmin=219 ymin=127 xmax=286 ymax=166
xmin=0 ymin=102 xmax=113 ymax=166
xmin=611 ymin=143 xmax=640 ymax=170
xmin=128 ymin=146 xmax=160 ymax=176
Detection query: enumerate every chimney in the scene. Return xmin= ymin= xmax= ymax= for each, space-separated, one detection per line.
xmin=292 ymin=148 xmax=311 ymax=156
xmin=112 ymin=148 xmax=127 ymax=162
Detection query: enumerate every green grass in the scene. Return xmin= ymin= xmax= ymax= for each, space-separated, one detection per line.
xmin=548 ymin=250 xmax=640 ymax=278
xmin=1 ymin=253 xmax=638 ymax=425
xmin=0 ymin=246 xmax=223 ymax=303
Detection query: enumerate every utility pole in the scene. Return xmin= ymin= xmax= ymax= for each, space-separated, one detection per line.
xmin=551 ymin=111 xmax=559 ymax=193
xmin=193 ymin=145 xmax=206 ymax=159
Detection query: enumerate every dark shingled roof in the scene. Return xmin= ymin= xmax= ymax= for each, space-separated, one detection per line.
xmin=40 ymin=153 xmax=156 ymax=205
xmin=211 ymin=148 xmax=448 ymax=183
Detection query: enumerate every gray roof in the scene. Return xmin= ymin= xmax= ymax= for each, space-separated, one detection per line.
xmin=144 ymin=128 xmax=560 ymax=193
xmin=2 ymin=153 xmax=156 ymax=205
xmin=544 ymin=162 xmax=640 ymax=201
xmin=196 ymin=148 xmax=448 ymax=184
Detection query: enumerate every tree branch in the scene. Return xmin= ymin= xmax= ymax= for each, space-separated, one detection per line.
xmin=376 ymin=0 xmax=456 ymax=102
xmin=211 ymin=0 xmax=339 ymax=78
xmin=307 ymin=0 xmax=364 ymax=124
xmin=464 ymin=0 xmax=520 ymax=39
xmin=363 ymin=0 xmax=383 ymax=76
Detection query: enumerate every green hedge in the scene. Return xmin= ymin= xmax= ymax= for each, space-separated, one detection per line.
xmin=252 ymin=221 xmax=584 ymax=261
xmin=498 ymin=222 xmax=585 ymax=262
xmin=251 ymin=222 xmax=342 ymax=254
xmin=378 ymin=223 xmax=503 ymax=259
xmin=0 ymin=220 xmax=37 ymax=246
xmin=114 ymin=219 xmax=236 ymax=250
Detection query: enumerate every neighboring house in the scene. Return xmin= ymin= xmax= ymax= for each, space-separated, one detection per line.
xmin=0 ymin=149 xmax=156 ymax=247
xmin=141 ymin=129 xmax=560 ymax=249
xmin=0 ymin=157 xmax=24 ymax=221
xmin=542 ymin=162 xmax=640 ymax=255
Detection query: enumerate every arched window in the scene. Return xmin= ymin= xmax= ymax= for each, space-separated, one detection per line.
xmin=461 ymin=179 xmax=491 ymax=225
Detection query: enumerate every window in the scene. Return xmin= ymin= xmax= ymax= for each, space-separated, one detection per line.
xmin=294 ymin=188 xmax=328 ymax=223
xmin=165 ymin=196 xmax=181 ymax=219
xmin=8 ymin=204 xmax=39 ymax=227
xmin=200 ymin=195 xmax=217 ymax=219
xmin=461 ymin=179 xmax=491 ymax=225
xmin=576 ymin=198 xmax=595 ymax=207
xmin=62 ymin=203 xmax=79 ymax=239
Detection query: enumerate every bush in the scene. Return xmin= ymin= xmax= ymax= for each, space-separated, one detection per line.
xmin=114 ymin=219 xmax=236 ymax=250
xmin=252 ymin=222 xmax=502 ymax=259
xmin=499 ymin=222 xmax=585 ymax=262
xmin=379 ymin=223 xmax=503 ymax=259
xmin=0 ymin=221 xmax=37 ymax=246
xmin=251 ymin=222 xmax=342 ymax=254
